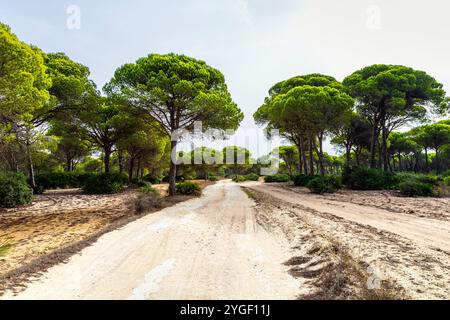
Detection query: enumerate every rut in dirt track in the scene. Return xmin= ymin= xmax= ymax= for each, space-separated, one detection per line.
xmin=243 ymin=182 xmax=450 ymax=253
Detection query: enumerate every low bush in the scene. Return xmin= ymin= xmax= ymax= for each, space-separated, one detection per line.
xmin=208 ymin=175 xmax=218 ymax=182
xmin=441 ymin=170 xmax=450 ymax=177
xmin=143 ymin=174 xmax=163 ymax=184
xmin=82 ymin=172 xmax=128 ymax=195
xmin=244 ymin=173 xmax=260 ymax=181
xmin=343 ymin=167 xmax=395 ymax=190
xmin=307 ymin=176 xmax=342 ymax=194
xmin=264 ymin=174 xmax=291 ymax=183
xmin=175 ymin=181 xmax=202 ymax=196
xmin=35 ymin=172 xmax=98 ymax=190
xmin=140 ymin=185 xmax=159 ymax=195
xmin=293 ymin=174 xmax=320 ymax=187
xmin=393 ymin=173 xmax=440 ymax=188
xmin=135 ymin=193 xmax=163 ymax=215
xmin=32 ymin=185 xmax=45 ymax=195
xmin=0 ymin=172 xmax=33 ymax=208
xmin=232 ymin=175 xmax=246 ymax=182
xmin=398 ymin=181 xmax=434 ymax=197
xmin=130 ymin=177 xmax=150 ymax=188
xmin=443 ymin=176 xmax=450 ymax=187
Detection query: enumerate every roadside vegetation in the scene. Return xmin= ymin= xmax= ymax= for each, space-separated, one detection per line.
xmin=1 ymin=22 xmax=449 ymax=208
xmin=254 ymin=72 xmax=449 ymax=197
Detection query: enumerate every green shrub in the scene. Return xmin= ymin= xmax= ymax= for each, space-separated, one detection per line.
xmin=143 ymin=174 xmax=163 ymax=184
xmin=244 ymin=173 xmax=260 ymax=181
xmin=208 ymin=175 xmax=218 ymax=182
xmin=232 ymin=175 xmax=246 ymax=182
xmin=32 ymin=185 xmax=45 ymax=195
xmin=82 ymin=172 xmax=127 ymax=195
xmin=0 ymin=172 xmax=33 ymax=208
xmin=393 ymin=173 xmax=440 ymax=188
xmin=35 ymin=172 xmax=97 ymax=190
xmin=443 ymin=176 xmax=450 ymax=187
xmin=77 ymin=173 xmax=97 ymax=187
xmin=398 ymin=181 xmax=434 ymax=197
xmin=293 ymin=174 xmax=320 ymax=187
xmin=140 ymin=185 xmax=159 ymax=195
xmin=307 ymin=176 xmax=342 ymax=194
xmin=264 ymin=174 xmax=290 ymax=183
xmin=175 ymin=181 xmax=202 ymax=195
xmin=441 ymin=170 xmax=450 ymax=177
xmin=131 ymin=177 xmax=150 ymax=188
xmin=344 ymin=167 xmax=395 ymax=190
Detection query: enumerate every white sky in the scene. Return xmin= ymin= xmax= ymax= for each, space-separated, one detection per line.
xmin=1 ymin=0 xmax=449 ymax=157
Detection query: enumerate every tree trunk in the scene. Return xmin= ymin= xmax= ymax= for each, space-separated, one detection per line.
xmin=128 ymin=156 xmax=135 ymax=182
xmin=355 ymin=147 xmax=361 ymax=167
xmin=104 ymin=146 xmax=112 ymax=173
xmin=424 ymin=148 xmax=429 ymax=173
xmin=382 ymin=125 xmax=389 ymax=171
xmin=169 ymin=140 xmax=178 ymax=196
xmin=296 ymin=142 xmax=303 ymax=174
xmin=377 ymin=139 xmax=382 ymax=169
xmin=314 ymin=136 xmax=326 ymax=176
xmin=137 ymin=157 xmax=142 ymax=180
xmin=66 ymin=154 xmax=73 ymax=172
xmin=118 ymin=150 xmax=124 ymax=174
xmin=300 ymin=137 xmax=308 ymax=175
xmin=26 ymin=142 xmax=36 ymax=188
xmin=309 ymin=138 xmax=315 ymax=176
xmin=435 ymin=148 xmax=440 ymax=173
xmin=345 ymin=144 xmax=351 ymax=168
xmin=370 ymin=118 xmax=379 ymax=169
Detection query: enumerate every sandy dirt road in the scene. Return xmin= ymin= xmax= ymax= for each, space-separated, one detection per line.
xmin=3 ymin=181 xmax=299 ymax=300
xmin=243 ymin=182 xmax=450 ymax=253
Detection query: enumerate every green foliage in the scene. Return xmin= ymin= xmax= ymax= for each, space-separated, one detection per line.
xmin=245 ymin=173 xmax=260 ymax=181
xmin=398 ymin=181 xmax=434 ymax=197
xmin=443 ymin=177 xmax=450 ymax=187
xmin=0 ymin=172 xmax=33 ymax=208
xmin=393 ymin=172 xmax=440 ymax=188
xmin=130 ymin=177 xmax=149 ymax=187
xmin=175 ymin=181 xmax=202 ymax=196
xmin=232 ymin=175 xmax=246 ymax=183
xmin=32 ymin=185 xmax=45 ymax=195
xmin=143 ymin=174 xmax=163 ymax=184
xmin=82 ymin=172 xmax=128 ymax=195
xmin=105 ymin=53 xmax=244 ymax=195
xmin=106 ymin=53 xmax=244 ymax=133
xmin=264 ymin=174 xmax=291 ymax=183
xmin=0 ymin=23 xmax=51 ymax=131
xmin=231 ymin=173 xmax=259 ymax=182
xmin=293 ymin=174 xmax=320 ymax=187
xmin=223 ymin=146 xmax=253 ymax=176
xmin=208 ymin=175 xmax=219 ymax=182
xmin=344 ymin=64 xmax=447 ymax=169
xmin=255 ymin=74 xmax=354 ymax=176
xmin=344 ymin=65 xmax=446 ymax=118
xmin=307 ymin=176 xmax=342 ymax=194
xmin=35 ymin=172 xmax=97 ymax=190
xmin=343 ymin=167 xmax=395 ymax=190
xmin=140 ymin=185 xmax=159 ymax=195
